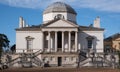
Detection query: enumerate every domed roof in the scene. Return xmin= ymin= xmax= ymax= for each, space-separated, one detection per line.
xmin=43 ymin=2 xmax=77 ymax=15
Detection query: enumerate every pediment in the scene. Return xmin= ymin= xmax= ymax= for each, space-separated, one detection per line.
xmin=44 ymin=19 xmax=79 ymax=28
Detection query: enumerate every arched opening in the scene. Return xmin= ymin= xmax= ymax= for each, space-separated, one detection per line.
xmin=54 ymin=14 xmax=64 ymax=20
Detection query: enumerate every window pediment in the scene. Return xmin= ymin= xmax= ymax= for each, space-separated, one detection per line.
xmin=86 ymin=36 xmax=94 ymax=40
xmin=26 ymin=36 xmax=34 ymax=40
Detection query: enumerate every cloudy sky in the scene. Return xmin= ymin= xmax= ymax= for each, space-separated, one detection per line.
xmin=1 ymin=0 xmax=120 ymax=12
xmin=0 ymin=0 xmax=120 ymax=45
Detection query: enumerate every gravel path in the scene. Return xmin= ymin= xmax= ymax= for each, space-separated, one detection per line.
xmin=0 ymin=67 xmax=120 ymax=72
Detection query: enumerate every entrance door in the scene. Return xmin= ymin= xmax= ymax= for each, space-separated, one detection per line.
xmin=58 ymin=57 xmax=62 ymax=66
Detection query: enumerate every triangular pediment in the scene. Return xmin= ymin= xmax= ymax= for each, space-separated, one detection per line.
xmin=43 ymin=19 xmax=79 ymax=28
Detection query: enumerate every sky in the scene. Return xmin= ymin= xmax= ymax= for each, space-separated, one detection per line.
xmin=0 ymin=0 xmax=120 ymax=46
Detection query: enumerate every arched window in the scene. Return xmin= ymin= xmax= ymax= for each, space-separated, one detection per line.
xmin=57 ymin=14 xmax=62 ymax=19
xmin=54 ymin=14 xmax=64 ymax=19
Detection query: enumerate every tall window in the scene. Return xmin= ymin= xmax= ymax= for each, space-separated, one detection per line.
xmin=26 ymin=36 xmax=34 ymax=51
xmin=88 ymin=40 xmax=92 ymax=49
xmin=27 ymin=40 xmax=32 ymax=50
xmin=86 ymin=36 xmax=94 ymax=49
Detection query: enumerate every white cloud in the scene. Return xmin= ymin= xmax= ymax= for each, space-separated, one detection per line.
xmin=0 ymin=0 xmax=120 ymax=12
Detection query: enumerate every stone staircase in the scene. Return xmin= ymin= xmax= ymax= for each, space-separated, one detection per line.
xmin=78 ymin=52 xmax=119 ymax=68
xmin=5 ymin=50 xmax=43 ymax=67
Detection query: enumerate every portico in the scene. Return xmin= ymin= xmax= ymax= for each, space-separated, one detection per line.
xmin=42 ymin=30 xmax=78 ymax=53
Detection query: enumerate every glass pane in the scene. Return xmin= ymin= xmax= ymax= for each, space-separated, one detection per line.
xmin=88 ymin=40 xmax=92 ymax=48
xmin=27 ymin=40 xmax=32 ymax=49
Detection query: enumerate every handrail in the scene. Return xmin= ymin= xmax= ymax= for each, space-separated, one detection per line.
xmin=79 ymin=58 xmax=91 ymax=66
xmin=4 ymin=49 xmax=42 ymax=67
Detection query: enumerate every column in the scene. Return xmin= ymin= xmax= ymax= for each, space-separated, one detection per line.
xmin=69 ymin=31 xmax=71 ymax=52
xmin=62 ymin=31 xmax=64 ymax=52
xmin=42 ymin=32 xmax=44 ymax=52
xmin=55 ymin=31 xmax=57 ymax=52
xmin=48 ymin=31 xmax=51 ymax=52
xmin=75 ymin=31 xmax=78 ymax=52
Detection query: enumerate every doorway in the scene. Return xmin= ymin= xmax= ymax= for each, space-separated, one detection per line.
xmin=57 ymin=32 xmax=62 ymax=48
xmin=58 ymin=57 xmax=62 ymax=66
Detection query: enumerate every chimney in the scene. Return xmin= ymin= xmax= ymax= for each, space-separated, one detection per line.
xmin=22 ymin=19 xmax=25 ymax=27
xmin=93 ymin=16 xmax=100 ymax=28
xmin=19 ymin=16 xmax=26 ymax=28
xmin=19 ymin=16 xmax=23 ymax=28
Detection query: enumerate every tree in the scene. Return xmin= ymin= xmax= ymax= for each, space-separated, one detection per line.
xmin=0 ymin=34 xmax=10 ymax=59
xmin=10 ymin=44 xmax=16 ymax=54
xmin=118 ymin=51 xmax=120 ymax=68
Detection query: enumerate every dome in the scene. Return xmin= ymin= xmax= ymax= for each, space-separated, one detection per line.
xmin=43 ymin=2 xmax=77 ymax=15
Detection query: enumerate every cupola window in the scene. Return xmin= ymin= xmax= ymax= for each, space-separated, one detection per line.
xmin=54 ymin=14 xmax=64 ymax=19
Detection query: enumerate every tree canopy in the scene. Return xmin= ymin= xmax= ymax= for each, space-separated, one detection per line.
xmin=0 ymin=34 xmax=10 ymax=56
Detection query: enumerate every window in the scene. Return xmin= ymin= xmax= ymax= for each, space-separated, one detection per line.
xmin=71 ymin=57 xmax=76 ymax=61
xmin=57 ymin=14 xmax=62 ymax=19
xmin=54 ymin=14 xmax=64 ymax=19
xmin=88 ymin=40 xmax=92 ymax=48
xmin=64 ymin=57 xmax=69 ymax=61
xmin=106 ymin=45 xmax=110 ymax=48
xmin=104 ymin=45 xmax=111 ymax=53
xmin=27 ymin=40 xmax=32 ymax=49
xmin=44 ymin=57 xmax=49 ymax=63
xmin=86 ymin=36 xmax=94 ymax=49
xmin=50 ymin=57 xmax=55 ymax=61
xmin=26 ymin=36 xmax=34 ymax=51
xmin=64 ymin=57 xmax=67 ymax=61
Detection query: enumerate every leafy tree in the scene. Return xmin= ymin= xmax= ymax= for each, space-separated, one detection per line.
xmin=0 ymin=34 xmax=10 ymax=59
xmin=10 ymin=44 xmax=16 ymax=54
